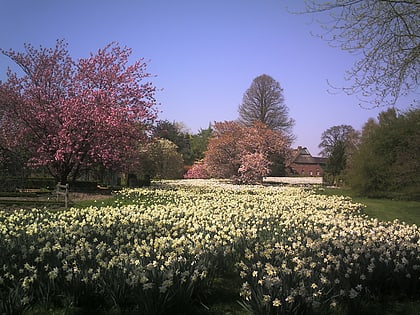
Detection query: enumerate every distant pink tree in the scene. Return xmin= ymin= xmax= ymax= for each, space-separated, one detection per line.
xmin=0 ymin=40 xmax=157 ymax=183
xmin=237 ymin=152 xmax=271 ymax=184
xmin=203 ymin=121 xmax=290 ymax=184
xmin=203 ymin=121 xmax=242 ymax=179
xmin=184 ymin=159 xmax=210 ymax=179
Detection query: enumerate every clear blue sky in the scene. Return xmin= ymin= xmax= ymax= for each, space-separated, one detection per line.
xmin=0 ymin=0 xmax=414 ymax=155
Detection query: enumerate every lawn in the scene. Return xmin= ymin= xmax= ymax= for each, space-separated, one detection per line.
xmin=316 ymin=187 xmax=420 ymax=226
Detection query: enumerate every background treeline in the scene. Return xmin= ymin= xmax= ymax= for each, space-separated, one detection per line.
xmin=321 ymin=108 xmax=419 ymax=200
xmin=2 ymin=108 xmax=419 ymax=201
xmin=348 ymin=108 xmax=420 ymax=200
xmin=0 ymin=119 xmax=213 ymax=189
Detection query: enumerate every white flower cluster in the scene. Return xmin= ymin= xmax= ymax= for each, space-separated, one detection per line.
xmin=0 ymin=179 xmax=419 ymax=314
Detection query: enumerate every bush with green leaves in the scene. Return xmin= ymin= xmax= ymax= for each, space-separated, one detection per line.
xmin=348 ymin=108 xmax=420 ymax=200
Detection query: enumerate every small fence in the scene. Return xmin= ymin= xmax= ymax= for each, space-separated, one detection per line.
xmin=56 ymin=183 xmax=69 ymax=208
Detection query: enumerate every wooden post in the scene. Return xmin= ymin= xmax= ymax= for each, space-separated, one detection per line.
xmin=56 ymin=182 xmax=69 ymax=208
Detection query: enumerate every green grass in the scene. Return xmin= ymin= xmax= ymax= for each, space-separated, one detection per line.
xmin=316 ymin=187 xmax=420 ymax=226
xmin=72 ymin=196 xmax=118 ymax=208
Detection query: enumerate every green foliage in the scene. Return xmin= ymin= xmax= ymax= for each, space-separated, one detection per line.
xmin=347 ymin=108 xmax=420 ymax=200
xmin=319 ymin=125 xmax=359 ymax=186
xmin=69 ymin=181 xmax=99 ymax=192
xmin=137 ymin=139 xmax=184 ymax=179
xmin=153 ymin=120 xmax=194 ymax=165
xmin=325 ymin=140 xmax=346 ymax=179
xmin=151 ymin=121 xmax=212 ymax=177
xmin=189 ymin=125 xmax=213 ymax=163
xmin=0 ymin=147 xmax=29 ymax=178
xmin=267 ymin=153 xmax=287 ymax=177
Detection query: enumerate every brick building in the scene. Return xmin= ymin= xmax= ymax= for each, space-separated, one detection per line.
xmin=287 ymin=146 xmax=327 ymax=177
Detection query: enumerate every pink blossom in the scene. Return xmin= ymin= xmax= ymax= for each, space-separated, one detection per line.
xmin=0 ymin=40 xmax=157 ymax=183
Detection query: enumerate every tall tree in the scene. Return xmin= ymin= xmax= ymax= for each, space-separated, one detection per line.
xmin=0 ymin=40 xmax=157 ymax=183
xmin=319 ymin=125 xmax=359 ymax=158
xmin=238 ymin=74 xmax=295 ymax=139
xmin=324 ymin=140 xmax=347 ymax=186
xmin=303 ymin=0 xmax=419 ymax=107
xmin=189 ymin=125 xmax=213 ymax=162
xmin=319 ymin=125 xmax=360 ymax=185
xmin=153 ymin=120 xmax=193 ymax=165
xmin=348 ymin=108 xmax=420 ymax=199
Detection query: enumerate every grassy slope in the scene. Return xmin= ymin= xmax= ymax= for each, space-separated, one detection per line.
xmin=316 ymin=187 xmax=420 ymax=226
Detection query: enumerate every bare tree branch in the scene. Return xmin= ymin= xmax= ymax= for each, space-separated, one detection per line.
xmin=238 ymin=74 xmax=295 ymax=140
xmin=300 ymin=0 xmax=419 ymax=107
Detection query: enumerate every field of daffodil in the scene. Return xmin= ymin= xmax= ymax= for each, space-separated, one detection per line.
xmin=1 ymin=179 xmax=419 ymax=314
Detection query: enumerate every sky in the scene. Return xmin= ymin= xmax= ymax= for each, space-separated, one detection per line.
xmin=0 ymin=0 xmax=415 ymax=155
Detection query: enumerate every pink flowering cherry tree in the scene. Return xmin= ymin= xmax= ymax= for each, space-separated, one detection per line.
xmin=0 ymin=40 xmax=157 ymax=183
xmin=203 ymin=121 xmax=290 ymax=184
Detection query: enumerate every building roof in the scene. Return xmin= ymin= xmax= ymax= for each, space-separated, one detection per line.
xmin=288 ymin=146 xmax=327 ymax=166
xmin=313 ymin=156 xmax=327 ymax=165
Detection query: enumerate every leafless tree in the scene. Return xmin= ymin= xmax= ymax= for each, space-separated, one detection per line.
xmin=318 ymin=124 xmax=360 ymax=158
xmin=303 ymin=0 xmax=419 ymax=107
xmin=238 ymin=74 xmax=295 ymax=139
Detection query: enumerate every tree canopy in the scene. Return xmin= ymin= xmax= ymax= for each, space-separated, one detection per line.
xmin=238 ymin=74 xmax=295 ymax=139
xmin=348 ymin=108 xmax=420 ymax=199
xmin=303 ymin=0 xmax=419 ymax=107
xmin=319 ymin=124 xmax=360 ymax=158
xmin=189 ymin=125 xmax=213 ymax=163
xmin=0 ymin=40 xmax=157 ymax=183
xmin=137 ymin=139 xmax=184 ymax=180
xmin=153 ymin=120 xmax=193 ymax=165
xmin=318 ymin=125 xmax=359 ymax=185
xmin=203 ymin=121 xmax=290 ymax=184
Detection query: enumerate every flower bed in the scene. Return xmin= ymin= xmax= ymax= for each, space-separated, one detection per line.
xmin=1 ymin=180 xmax=419 ymax=314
